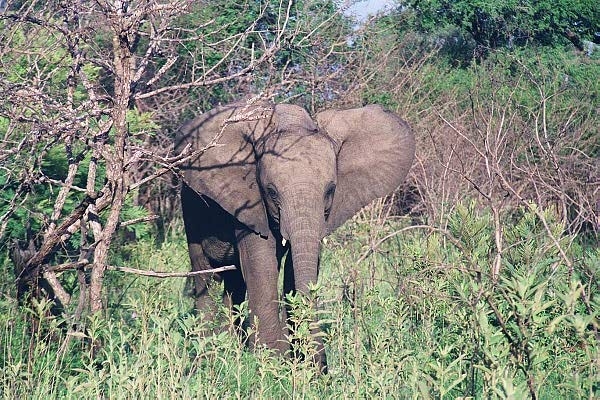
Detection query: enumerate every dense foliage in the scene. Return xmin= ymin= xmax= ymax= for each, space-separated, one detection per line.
xmin=1 ymin=205 xmax=597 ymax=398
xmin=403 ymin=0 xmax=599 ymax=49
xmin=1 ymin=0 xmax=598 ymax=398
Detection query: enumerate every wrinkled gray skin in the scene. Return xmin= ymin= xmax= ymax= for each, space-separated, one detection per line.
xmin=175 ymin=102 xmax=415 ymax=371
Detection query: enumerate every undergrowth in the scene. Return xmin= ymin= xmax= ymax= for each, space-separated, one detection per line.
xmin=1 ymin=203 xmax=598 ymax=399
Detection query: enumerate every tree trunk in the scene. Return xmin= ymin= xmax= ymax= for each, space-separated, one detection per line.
xmin=90 ymin=18 xmax=134 ymax=314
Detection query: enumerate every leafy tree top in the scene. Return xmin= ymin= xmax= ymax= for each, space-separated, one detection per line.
xmin=403 ymin=0 xmax=599 ymax=50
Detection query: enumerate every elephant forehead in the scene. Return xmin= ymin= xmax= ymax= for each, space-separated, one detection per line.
xmin=263 ymin=135 xmax=336 ymax=167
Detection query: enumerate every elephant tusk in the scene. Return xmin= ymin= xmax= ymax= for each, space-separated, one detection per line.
xmin=282 ymin=238 xmax=287 ymax=247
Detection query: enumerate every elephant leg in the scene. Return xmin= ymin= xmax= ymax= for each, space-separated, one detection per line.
xmin=221 ymin=267 xmax=247 ymax=333
xmin=181 ymin=184 xmax=222 ymax=315
xmin=189 ymin=243 xmax=222 ymax=314
xmin=236 ymin=229 xmax=288 ymax=356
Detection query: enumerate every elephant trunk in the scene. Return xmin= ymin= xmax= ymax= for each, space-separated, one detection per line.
xmin=288 ymin=222 xmax=321 ymax=294
xmin=280 ymin=188 xmax=324 ymax=294
xmin=280 ymin=187 xmax=328 ymax=371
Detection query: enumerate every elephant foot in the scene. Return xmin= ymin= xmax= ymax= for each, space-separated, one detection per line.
xmin=243 ymin=317 xmax=290 ymax=360
xmin=289 ymin=337 xmax=328 ymax=374
xmin=193 ymin=296 xmax=220 ymax=324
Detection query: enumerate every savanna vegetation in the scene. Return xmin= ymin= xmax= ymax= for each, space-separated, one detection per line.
xmin=1 ymin=0 xmax=598 ymax=398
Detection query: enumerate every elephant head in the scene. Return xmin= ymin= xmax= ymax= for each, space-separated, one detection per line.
xmin=176 ymin=100 xmax=415 ymax=366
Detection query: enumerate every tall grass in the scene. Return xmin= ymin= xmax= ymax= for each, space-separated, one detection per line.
xmin=1 ymin=203 xmax=597 ymax=398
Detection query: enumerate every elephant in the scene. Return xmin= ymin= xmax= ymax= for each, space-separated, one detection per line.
xmin=175 ymin=100 xmax=415 ymax=370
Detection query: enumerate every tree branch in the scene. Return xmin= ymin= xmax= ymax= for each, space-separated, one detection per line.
xmin=106 ymin=264 xmax=237 ymax=278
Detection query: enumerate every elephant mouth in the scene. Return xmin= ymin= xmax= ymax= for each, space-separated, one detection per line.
xmin=279 ymin=225 xmax=291 ymax=248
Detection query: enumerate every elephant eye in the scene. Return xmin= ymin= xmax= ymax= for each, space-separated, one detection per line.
xmin=324 ymin=183 xmax=336 ymax=219
xmin=325 ymin=183 xmax=336 ymax=199
xmin=266 ymin=185 xmax=279 ymax=201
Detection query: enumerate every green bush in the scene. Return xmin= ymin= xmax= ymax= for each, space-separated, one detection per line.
xmin=1 ymin=203 xmax=597 ymax=398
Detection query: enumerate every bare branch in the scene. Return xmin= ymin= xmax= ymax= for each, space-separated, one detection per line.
xmin=119 ymin=215 xmax=159 ymax=228
xmin=106 ymin=264 xmax=237 ymax=278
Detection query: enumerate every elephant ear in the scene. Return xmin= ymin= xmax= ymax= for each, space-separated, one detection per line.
xmin=176 ymin=103 xmax=275 ymax=236
xmin=316 ymin=105 xmax=415 ymax=234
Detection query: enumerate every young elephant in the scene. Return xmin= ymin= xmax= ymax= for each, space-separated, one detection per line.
xmin=175 ymin=101 xmax=415 ymax=370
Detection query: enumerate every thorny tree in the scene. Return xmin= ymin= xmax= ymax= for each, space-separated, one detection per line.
xmin=350 ymin=15 xmax=599 ymax=243
xmin=0 ymin=0 xmax=354 ymax=327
